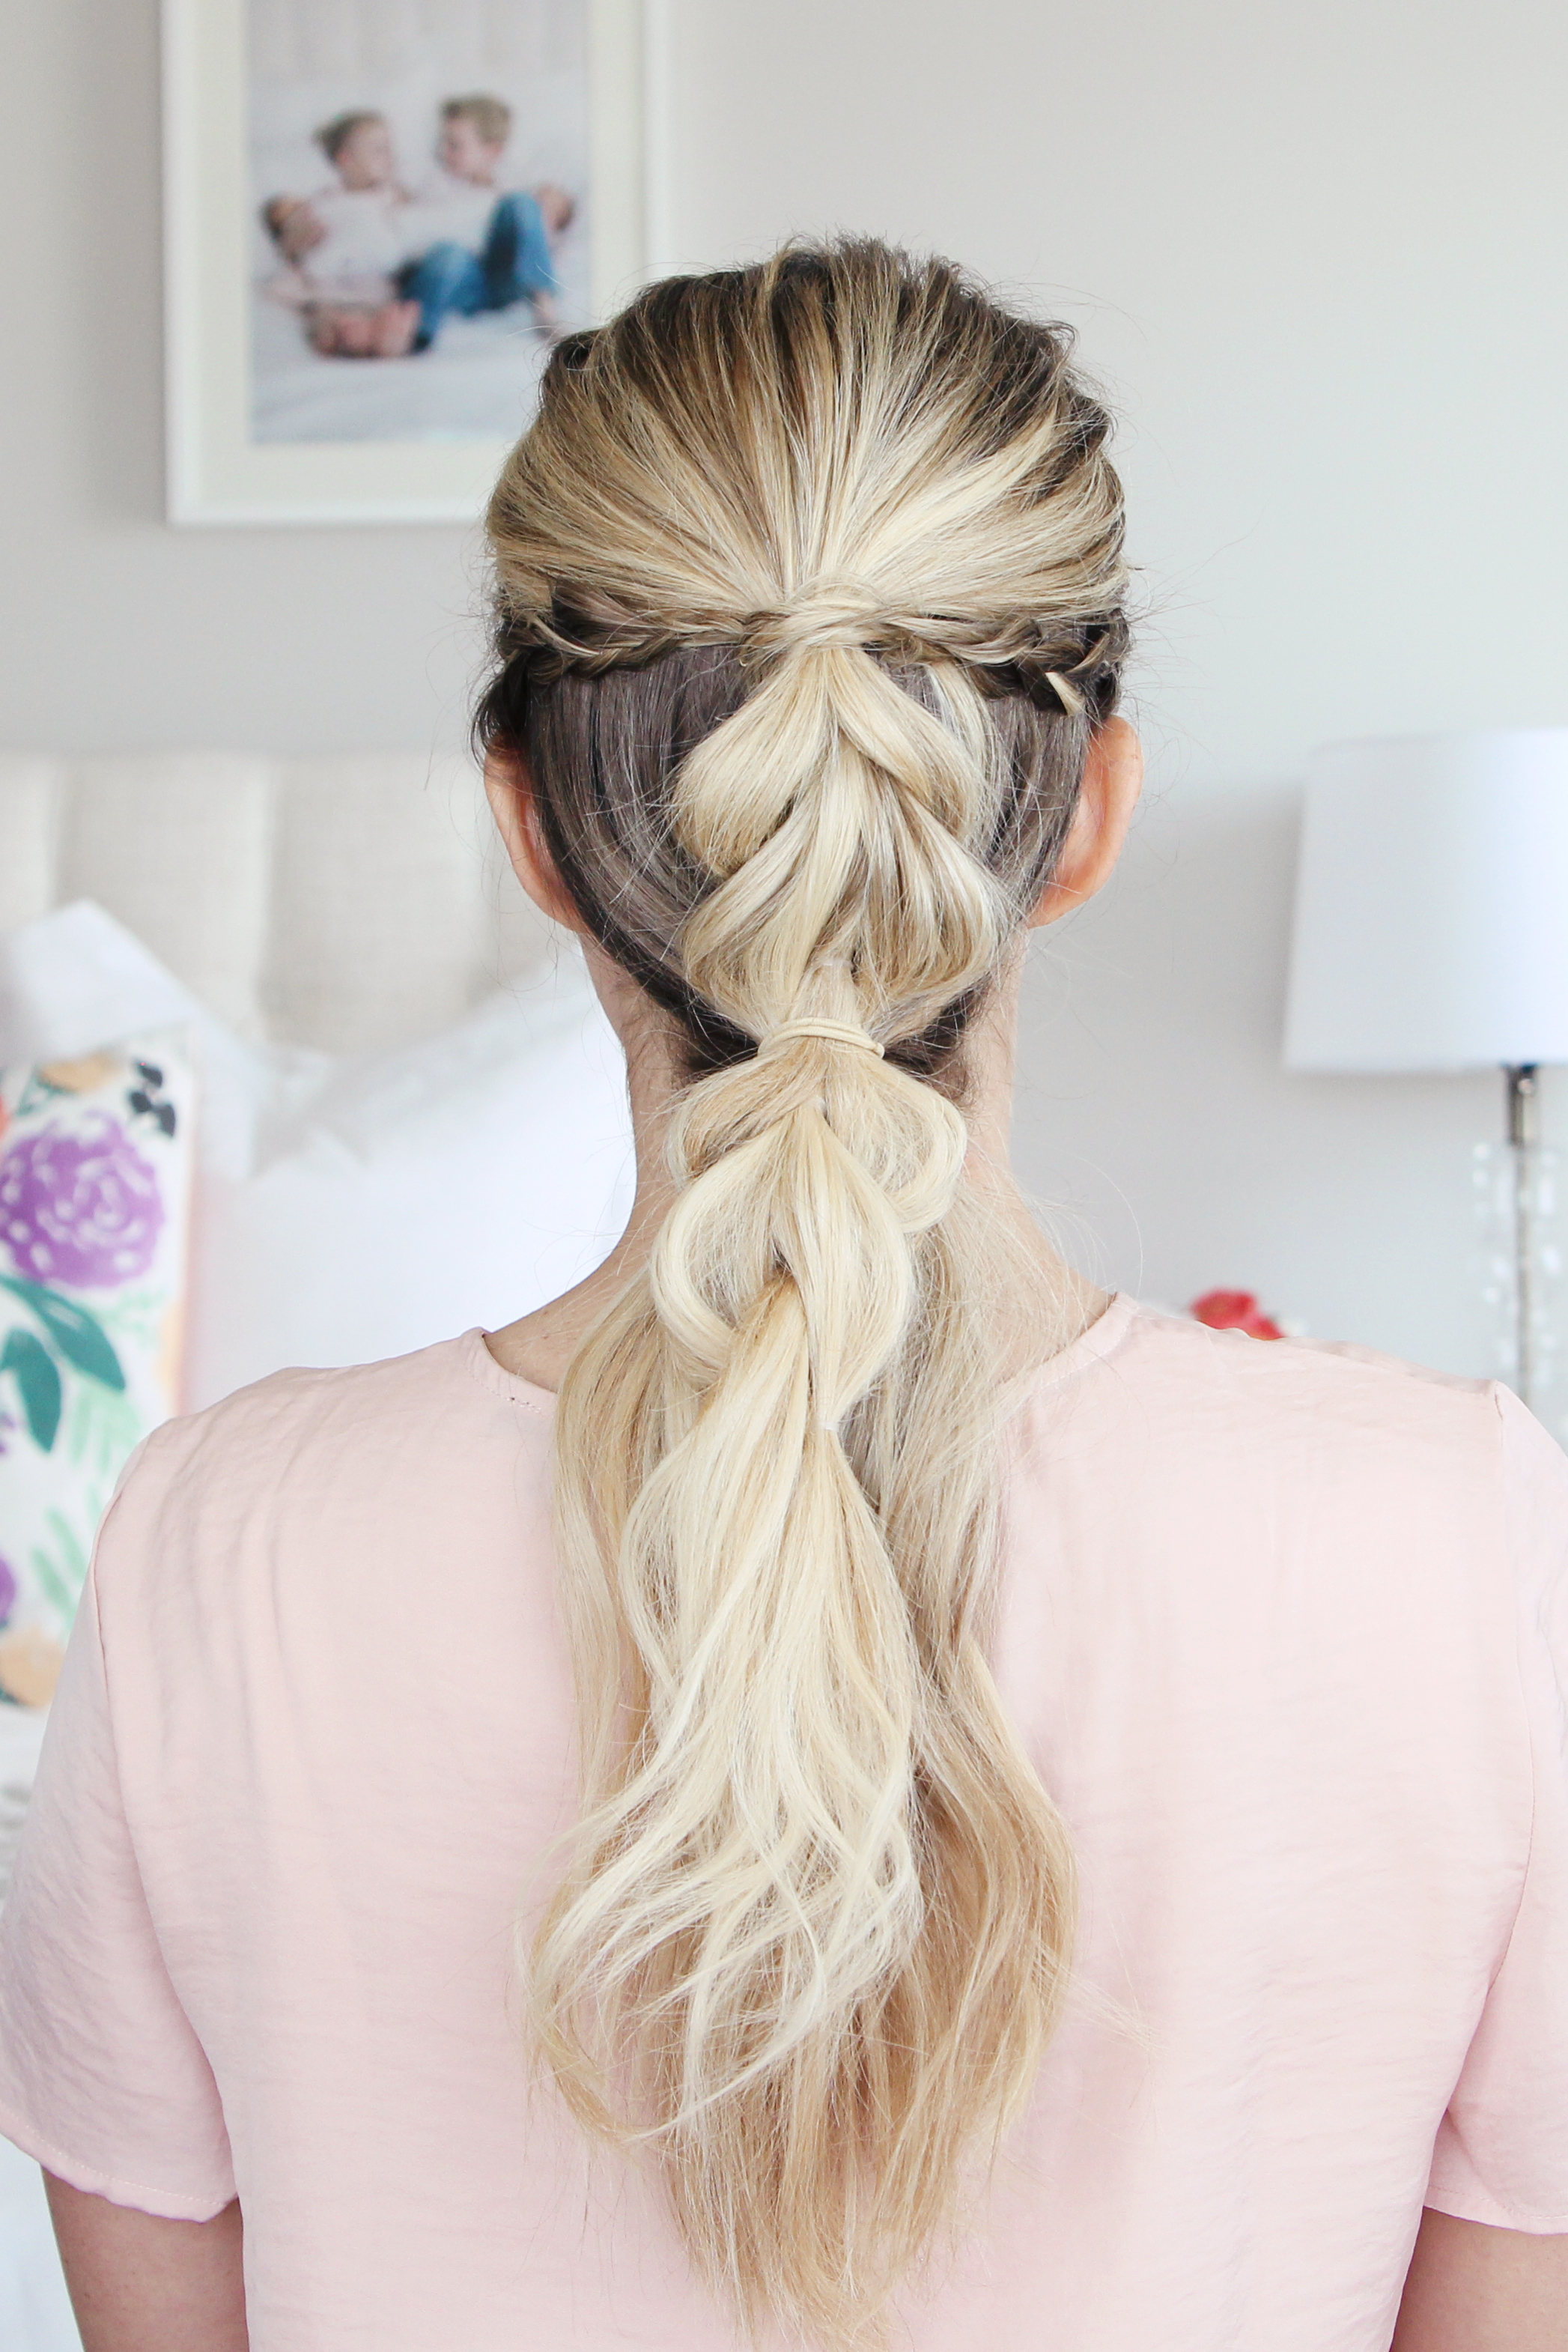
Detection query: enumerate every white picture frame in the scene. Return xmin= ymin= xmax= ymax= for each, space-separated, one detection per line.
xmin=162 ymin=0 xmax=651 ymax=526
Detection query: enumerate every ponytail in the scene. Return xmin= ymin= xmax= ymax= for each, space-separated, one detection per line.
xmin=480 ymin=240 xmax=1128 ymax=2347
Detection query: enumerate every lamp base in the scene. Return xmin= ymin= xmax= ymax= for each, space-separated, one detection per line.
xmin=1474 ymin=1073 xmax=1561 ymax=1427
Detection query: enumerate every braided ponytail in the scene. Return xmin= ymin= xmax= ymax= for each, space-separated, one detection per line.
xmin=478 ymin=242 xmax=1128 ymax=2347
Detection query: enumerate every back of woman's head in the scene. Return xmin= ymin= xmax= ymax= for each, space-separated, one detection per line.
xmin=478 ymin=239 xmax=1127 ymax=2348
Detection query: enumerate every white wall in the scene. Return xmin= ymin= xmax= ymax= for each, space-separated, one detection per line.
xmin=3 ymin=0 xmax=1566 ymax=1389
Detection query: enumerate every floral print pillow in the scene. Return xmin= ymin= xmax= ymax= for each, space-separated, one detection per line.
xmin=0 ymin=1033 xmax=193 ymax=1704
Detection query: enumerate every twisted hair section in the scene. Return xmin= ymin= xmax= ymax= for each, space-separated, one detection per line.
xmin=478 ymin=241 xmax=1128 ymax=2346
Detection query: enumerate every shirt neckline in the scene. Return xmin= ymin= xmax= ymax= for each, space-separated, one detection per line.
xmin=460 ymin=1291 xmax=1140 ymax=1416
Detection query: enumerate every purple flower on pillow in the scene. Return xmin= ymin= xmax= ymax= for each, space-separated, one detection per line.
xmin=0 ymin=1555 xmax=13 ymax=1626
xmin=0 ymin=1115 xmax=164 ymax=1288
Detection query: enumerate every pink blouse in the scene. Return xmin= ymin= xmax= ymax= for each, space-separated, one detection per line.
xmin=1 ymin=1298 xmax=1565 ymax=2350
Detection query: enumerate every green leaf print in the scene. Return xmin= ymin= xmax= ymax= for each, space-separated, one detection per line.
xmin=11 ymin=1073 xmax=61 ymax=1119
xmin=1 ymin=1327 xmax=62 ymax=1451
xmin=29 ymin=1542 xmax=76 ymax=1626
xmin=45 ymin=1509 xmax=91 ymax=1601
xmin=0 ymin=1278 xmax=126 ymax=1390
xmin=29 ymin=1507 xmax=97 ymax=1632
xmin=66 ymin=1377 xmax=144 ymax=1480
xmin=101 ymin=1285 xmax=161 ymax=1351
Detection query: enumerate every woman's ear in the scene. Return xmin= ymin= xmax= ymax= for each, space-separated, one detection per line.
xmin=1029 ymin=715 xmax=1144 ymax=928
xmin=483 ymin=747 xmax=591 ymax=936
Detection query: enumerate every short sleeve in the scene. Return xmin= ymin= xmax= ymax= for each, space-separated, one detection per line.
xmin=0 ymin=1540 xmax=235 ymax=2219
xmin=1426 ymin=1387 xmax=1568 ymax=2232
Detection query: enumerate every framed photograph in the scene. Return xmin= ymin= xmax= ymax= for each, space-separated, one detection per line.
xmin=163 ymin=0 xmax=651 ymax=524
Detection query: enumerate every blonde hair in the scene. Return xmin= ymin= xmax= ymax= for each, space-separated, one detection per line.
xmin=478 ymin=242 xmax=1128 ymax=2347
xmin=441 ymin=92 xmax=511 ymax=147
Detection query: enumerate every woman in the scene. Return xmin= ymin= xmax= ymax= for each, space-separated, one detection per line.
xmin=1 ymin=243 xmax=1564 ymax=2351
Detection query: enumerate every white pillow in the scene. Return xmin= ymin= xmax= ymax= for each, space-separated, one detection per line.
xmin=0 ymin=903 xmax=635 ymax=1409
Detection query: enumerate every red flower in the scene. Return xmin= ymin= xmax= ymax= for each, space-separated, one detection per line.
xmin=1190 ymin=1288 xmax=1286 ymax=1342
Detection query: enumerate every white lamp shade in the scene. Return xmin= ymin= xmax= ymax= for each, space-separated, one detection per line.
xmin=1283 ymin=728 xmax=1568 ymax=1073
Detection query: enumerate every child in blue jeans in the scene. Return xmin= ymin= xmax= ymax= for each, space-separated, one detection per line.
xmin=399 ymin=96 xmax=574 ymax=348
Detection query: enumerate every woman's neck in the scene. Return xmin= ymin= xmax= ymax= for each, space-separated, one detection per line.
xmin=485 ymin=945 xmax=1104 ymax=1394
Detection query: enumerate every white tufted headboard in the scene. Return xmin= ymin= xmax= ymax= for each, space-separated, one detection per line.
xmin=0 ymin=753 xmax=559 ymax=1053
